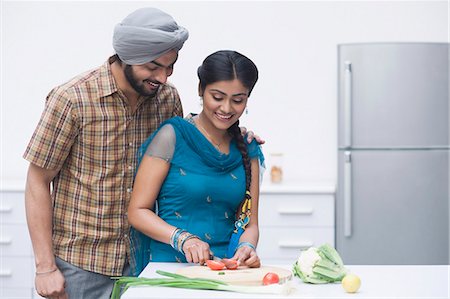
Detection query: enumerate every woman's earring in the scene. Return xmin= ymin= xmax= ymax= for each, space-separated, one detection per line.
xmin=245 ymin=107 xmax=248 ymax=115
xmin=199 ymin=96 xmax=203 ymax=107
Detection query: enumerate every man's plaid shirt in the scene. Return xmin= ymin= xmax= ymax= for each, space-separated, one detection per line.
xmin=24 ymin=56 xmax=183 ymax=275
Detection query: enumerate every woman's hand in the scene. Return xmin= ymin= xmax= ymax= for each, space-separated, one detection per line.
xmin=182 ymin=238 xmax=212 ymax=265
xmin=233 ymin=245 xmax=261 ymax=268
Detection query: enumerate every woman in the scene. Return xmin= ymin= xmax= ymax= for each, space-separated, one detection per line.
xmin=128 ymin=50 xmax=264 ymax=276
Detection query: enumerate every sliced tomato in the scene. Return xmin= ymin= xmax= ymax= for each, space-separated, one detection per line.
xmin=206 ymin=260 xmax=225 ymax=271
xmin=262 ymin=272 xmax=280 ymax=285
xmin=221 ymin=258 xmax=238 ymax=270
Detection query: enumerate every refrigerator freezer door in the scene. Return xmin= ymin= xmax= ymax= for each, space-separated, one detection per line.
xmin=338 ymin=43 xmax=449 ymax=148
xmin=336 ymin=149 xmax=449 ymax=264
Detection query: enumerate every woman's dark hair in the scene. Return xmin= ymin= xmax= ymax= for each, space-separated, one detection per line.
xmin=197 ymin=50 xmax=259 ymax=97
xmin=197 ymin=50 xmax=258 ymax=202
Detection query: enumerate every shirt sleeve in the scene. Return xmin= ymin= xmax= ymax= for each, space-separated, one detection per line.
xmin=23 ymin=87 xmax=78 ymax=170
xmin=144 ymin=124 xmax=176 ymax=162
xmin=171 ymin=87 xmax=184 ymax=117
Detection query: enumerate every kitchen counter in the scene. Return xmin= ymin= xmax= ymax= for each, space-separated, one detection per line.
xmin=121 ymin=263 xmax=449 ymax=298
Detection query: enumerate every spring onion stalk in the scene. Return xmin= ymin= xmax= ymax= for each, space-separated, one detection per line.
xmin=111 ymin=270 xmax=295 ymax=298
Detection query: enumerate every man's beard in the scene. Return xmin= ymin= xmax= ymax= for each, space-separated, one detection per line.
xmin=124 ymin=65 xmax=159 ymax=97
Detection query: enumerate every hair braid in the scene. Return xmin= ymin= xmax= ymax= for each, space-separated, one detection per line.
xmin=228 ymin=121 xmax=252 ymax=194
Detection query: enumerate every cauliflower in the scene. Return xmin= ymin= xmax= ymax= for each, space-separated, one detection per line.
xmin=297 ymin=247 xmax=321 ymax=276
xmin=293 ymin=244 xmax=347 ymax=284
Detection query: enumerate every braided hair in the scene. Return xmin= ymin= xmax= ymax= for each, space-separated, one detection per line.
xmin=197 ymin=50 xmax=258 ymax=206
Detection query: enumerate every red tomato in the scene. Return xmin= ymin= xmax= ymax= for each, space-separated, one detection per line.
xmin=206 ymin=260 xmax=225 ymax=271
xmin=221 ymin=258 xmax=238 ymax=270
xmin=262 ymin=272 xmax=280 ymax=285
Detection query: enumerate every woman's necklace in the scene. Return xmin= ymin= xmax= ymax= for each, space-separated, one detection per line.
xmin=195 ymin=118 xmax=222 ymax=151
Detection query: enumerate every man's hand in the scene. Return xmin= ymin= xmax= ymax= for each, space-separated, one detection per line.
xmin=239 ymin=127 xmax=265 ymax=145
xmin=35 ymin=268 xmax=68 ymax=298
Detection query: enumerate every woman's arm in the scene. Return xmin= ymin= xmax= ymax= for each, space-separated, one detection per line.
xmin=233 ymin=158 xmax=261 ymax=267
xmin=128 ymin=155 xmax=175 ymax=244
xmin=128 ymin=155 xmax=212 ymax=264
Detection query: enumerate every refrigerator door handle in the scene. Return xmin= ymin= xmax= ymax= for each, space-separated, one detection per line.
xmin=344 ymin=61 xmax=352 ymax=148
xmin=344 ymin=151 xmax=352 ymax=237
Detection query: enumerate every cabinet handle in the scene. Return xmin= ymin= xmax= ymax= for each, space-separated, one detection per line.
xmin=0 ymin=269 xmax=12 ymax=277
xmin=278 ymin=208 xmax=313 ymax=215
xmin=0 ymin=206 xmax=12 ymax=213
xmin=0 ymin=237 xmax=12 ymax=245
xmin=278 ymin=241 xmax=313 ymax=249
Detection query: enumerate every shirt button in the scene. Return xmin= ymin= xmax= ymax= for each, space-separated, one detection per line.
xmin=127 ymin=188 xmax=132 ymax=193
xmin=124 ymin=234 xmax=128 ymax=238
xmin=128 ymin=165 xmax=133 ymax=170
xmin=129 ymin=142 xmax=133 ymax=147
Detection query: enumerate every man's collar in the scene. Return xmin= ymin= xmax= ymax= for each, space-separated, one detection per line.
xmin=96 ymin=56 xmax=120 ymax=98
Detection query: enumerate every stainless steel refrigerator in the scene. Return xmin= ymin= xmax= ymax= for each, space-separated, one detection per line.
xmin=337 ymin=43 xmax=449 ymax=265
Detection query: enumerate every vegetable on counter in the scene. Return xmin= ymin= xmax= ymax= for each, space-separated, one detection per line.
xmin=342 ymin=273 xmax=361 ymax=293
xmin=292 ymin=243 xmax=347 ymax=284
xmin=206 ymin=258 xmax=238 ymax=270
xmin=206 ymin=260 xmax=225 ymax=270
xmin=221 ymin=258 xmax=238 ymax=270
xmin=262 ymin=272 xmax=280 ymax=285
xmin=111 ymin=270 xmax=295 ymax=298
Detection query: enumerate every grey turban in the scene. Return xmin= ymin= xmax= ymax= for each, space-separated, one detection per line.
xmin=113 ymin=7 xmax=189 ymax=65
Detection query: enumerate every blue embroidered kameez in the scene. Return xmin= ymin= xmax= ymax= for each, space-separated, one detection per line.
xmin=130 ymin=116 xmax=264 ymax=275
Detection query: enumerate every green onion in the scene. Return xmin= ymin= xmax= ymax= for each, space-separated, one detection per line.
xmin=111 ymin=270 xmax=295 ymax=298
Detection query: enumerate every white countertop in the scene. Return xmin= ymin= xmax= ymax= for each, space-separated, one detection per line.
xmin=121 ymin=262 xmax=449 ymax=298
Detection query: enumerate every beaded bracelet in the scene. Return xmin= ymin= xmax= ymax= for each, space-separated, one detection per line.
xmin=236 ymin=241 xmax=256 ymax=251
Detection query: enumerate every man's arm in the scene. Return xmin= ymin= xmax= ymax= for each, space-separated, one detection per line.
xmin=25 ymin=163 xmax=67 ymax=298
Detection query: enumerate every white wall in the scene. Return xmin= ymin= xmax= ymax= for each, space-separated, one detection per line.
xmin=1 ymin=0 xmax=448 ymax=184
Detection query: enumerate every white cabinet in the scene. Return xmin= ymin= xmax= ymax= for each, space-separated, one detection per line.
xmin=0 ymin=186 xmax=37 ymax=299
xmin=258 ymin=182 xmax=335 ymax=264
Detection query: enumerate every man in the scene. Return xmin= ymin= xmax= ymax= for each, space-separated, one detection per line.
xmin=23 ymin=7 xmax=188 ymax=298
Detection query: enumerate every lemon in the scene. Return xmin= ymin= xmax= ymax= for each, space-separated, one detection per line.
xmin=342 ymin=273 xmax=361 ymax=293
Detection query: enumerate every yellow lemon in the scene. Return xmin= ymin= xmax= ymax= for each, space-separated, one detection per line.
xmin=342 ymin=274 xmax=361 ymax=293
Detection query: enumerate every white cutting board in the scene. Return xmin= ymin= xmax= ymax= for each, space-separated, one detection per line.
xmin=176 ymin=265 xmax=293 ymax=286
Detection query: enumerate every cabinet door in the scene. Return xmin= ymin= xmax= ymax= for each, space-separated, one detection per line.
xmin=1 ymin=191 xmax=27 ymax=224
xmin=0 ymin=256 xmax=33 ymax=288
xmin=259 ymin=194 xmax=334 ymax=227
xmin=1 ymin=224 xmax=32 ymax=256
xmin=1 ymin=288 xmax=33 ymax=299
xmin=258 ymin=227 xmax=334 ymax=262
